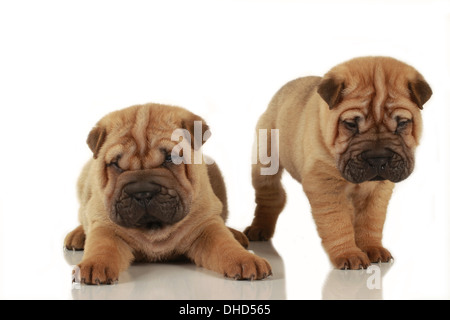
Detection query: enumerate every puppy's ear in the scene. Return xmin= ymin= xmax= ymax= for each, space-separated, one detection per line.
xmin=181 ymin=114 xmax=211 ymax=150
xmin=87 ymin=126 xmax=107 ymax=159
xmin=317 ymin=77 xmax=345 ymax=110
xmin=408 ymin=77 xmax=432 ymax=110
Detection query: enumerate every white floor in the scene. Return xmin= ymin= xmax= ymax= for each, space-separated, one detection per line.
xmin=55 ymin=216 xmax=450 ymax=300
xmin=62 ymin=243 xmax=396 ymax=300
xmin=0 ymin=172 xmax=449 ymax=300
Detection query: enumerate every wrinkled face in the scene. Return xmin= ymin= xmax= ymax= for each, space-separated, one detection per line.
xmin=318 ymin=57 xmax=432 ymax=184
xmin=335 ymin=104 xmax=418 ymax=184
xmin=87 ymin=104 xmax=206 ymax=230
xmin=105 ymin=153 xmax=191 ymax=230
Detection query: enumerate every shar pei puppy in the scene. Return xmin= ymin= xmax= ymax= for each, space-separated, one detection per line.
xmin=245 ymin=56 xmax=432 ymax=269
xmin=65 ymin=103 xmax=271 ymax=284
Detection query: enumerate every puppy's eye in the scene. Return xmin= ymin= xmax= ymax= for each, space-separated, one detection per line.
xmin=397 ymin=119 xmax=411 ymax=128
xmin=396 ymin=118 xmax=412 ymax=133
xmin=342 ymin=118 xmax=359 ymax=132
xmin=163 ymin=150 xmax=183 ymax=166
xmin=164 ymin=153 xmax=172 ymax=163
xmin=108 ymin=158 xmax=123 ymax=172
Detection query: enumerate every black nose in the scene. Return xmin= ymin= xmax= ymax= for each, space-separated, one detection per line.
xmin=362 ymin=148 xmax=394 ymax=170
xmin=124 ymin=182 xmax=161 ymax=202
xmin=132 ymin=191 xmax=154 ymax=201
xmin=366 ymin=157 xmax=388 ymax=170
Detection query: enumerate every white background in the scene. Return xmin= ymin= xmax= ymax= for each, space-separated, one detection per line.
xmin=0 ymin=0 xmax=449 ymax=299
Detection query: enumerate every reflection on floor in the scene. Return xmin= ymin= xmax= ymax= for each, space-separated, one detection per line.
xmin=64 ymin=241 xmax=396 ymax=300
xmin=64 ymin=241 xmax=286 ymax=300
xmin=322 ymin=263 xmax=392 ymax=300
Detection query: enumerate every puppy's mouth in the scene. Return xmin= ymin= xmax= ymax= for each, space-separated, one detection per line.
xmin=340 ymin=149 xmax=413 ymax=184
xmin=111 ymin=182 xmax=188 ymax=229
xmin=369 ymin=175 xmax=386 ymax=181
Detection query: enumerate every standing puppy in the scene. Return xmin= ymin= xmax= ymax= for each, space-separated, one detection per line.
xmin=65 ymin=103 xmax=271 ymax=284
xmin=245 ymin=57 xmax=432 ymax=269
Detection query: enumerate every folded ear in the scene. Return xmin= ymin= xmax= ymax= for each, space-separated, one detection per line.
xmin=408 ymin=77 xmax=432 ymax=110
xmin=86 ymin=126 xmax=107 ymax=159
xmin=317 ymin=77 xmax=345 ymax=109
xmin=181 ymin=114 xmax=211 ymax=150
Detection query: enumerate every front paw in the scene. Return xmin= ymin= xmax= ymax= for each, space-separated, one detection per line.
xmin=243 ymin=225 xmax=273 ymax=241
xmin=228 ymin=227 xmax=250 ymax=248
xmin=64 ymin=225 xmax=85 ymax=250
xmin=332 ymin=250 xmax=371 ymax=270
xmin=222 ymin=253 xmax=272 ymax=280
xmin=362 ymin=246 xmax=393 ymax=263
xmin=76 ymin=256 xmax=119 ymax=285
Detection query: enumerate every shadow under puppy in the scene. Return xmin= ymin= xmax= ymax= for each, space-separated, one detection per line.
xmin=65 ymin=103 xmax=271 ymax=284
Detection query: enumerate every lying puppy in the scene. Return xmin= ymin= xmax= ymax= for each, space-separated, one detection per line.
xmin=65 ymin=103 xmax=271 ymax=284
xmin=245 ymin=56 xmax=432 ymax=269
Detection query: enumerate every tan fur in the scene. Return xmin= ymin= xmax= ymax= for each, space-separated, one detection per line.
xmin=245 ymin=57 xmax=432 ymax=269
xmin=65 ymin=103 xmax=268 ymax=284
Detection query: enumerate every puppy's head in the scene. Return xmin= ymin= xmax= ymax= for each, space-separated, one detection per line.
xmin=86 ymin=103 xmax=210 ymax=229
xmin=318 ymin=57 xmax=432 ymax=184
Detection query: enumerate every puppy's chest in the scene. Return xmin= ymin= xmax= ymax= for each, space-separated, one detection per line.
xmin=118 ymin=227 xmax=189 ymax=261
xmin=344 ymin=182 xmax=380 ymax=204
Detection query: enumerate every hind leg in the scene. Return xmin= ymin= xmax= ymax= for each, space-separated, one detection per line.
xmin=64 ymin=225 xmax=86 ymax=250
xmin=244 ymin=163 xmax=286 ymax=241
xmin=228 ymin=227 xmax=250 ymax=248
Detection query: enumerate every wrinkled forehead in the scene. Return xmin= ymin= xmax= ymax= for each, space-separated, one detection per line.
xmin=102 ymin=109 xmax=181 ymax=166
xmin=131 ymin=108 xmax=179 ymax=155
xmin=339 ymin=71 xmax=417 ymax=122
xmin=339 ymin=103 xmax=414 ymax=122
xmin=106 ymin=128 xmax=176 ymax=155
